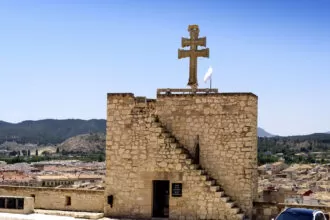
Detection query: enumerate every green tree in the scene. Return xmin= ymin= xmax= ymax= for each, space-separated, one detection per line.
xmin=42 ymin=150 xmax=51 ymax=156
xmin=98 ymin=154 xmax=105 ymax=162
xmin=9 ymin=151 xmax=18 ymax=156
xmin=306 ymin=155 xmax=316 ymax=163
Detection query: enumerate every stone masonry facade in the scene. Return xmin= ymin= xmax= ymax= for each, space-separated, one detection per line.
xmin=0 ymin=185 xmax=104 ymax=212
xmin=105 ymin=90 xmax=258 ymax=219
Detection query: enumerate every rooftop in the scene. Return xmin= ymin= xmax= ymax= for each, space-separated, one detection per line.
xmin=37 ymin=174 xmax=103 ymax=181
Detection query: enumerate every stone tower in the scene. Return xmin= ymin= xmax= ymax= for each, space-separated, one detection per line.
xmin=104 ymin=25 xmax=258 ymax=220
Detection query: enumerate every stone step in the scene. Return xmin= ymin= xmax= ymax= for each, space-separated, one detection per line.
xmin=210 ymin=185 xmax=220 ymax=192
xmin=236 ymin=213 xmax=245 ymax=220
xmin=175 ymin=148 xmax=183 ymax=154
xmin=151 ymin=122 xmax=161 ymax=127
xmin=161 ymin=132 xmax=171 ymax=138
xmin=195 ymin=169 xmax=206 ymax=175
xmin=169 ymin=142 xmax=178 ymax=148
xmin=221 ymin=196 xmax=230 ymax=202
xmin=150 ymin=115 xmax=159 ymax=121
xmin=205 ymin=180 xmax=215 ymax=186
xmin=215 ymin=191 xmax=225 ymax=197
xmin=165 ymin=137 xmax=175 ymax=143
xmin=189 ymin=164 xmax=198 ymax=170
xmin=230 ymin=207 xmax=240 ymax=214
xmin=200 ymin=175 xmax=208 ymax=181
xmin=226 ymin=202 xmax=235 ymax=208
xmin=179 ymin=154 xmax=189 ymax=159
xmin=155 ymin=127 xmax=166 ymax=133
xmin=182 ymin=150 xmax=191 ymax=157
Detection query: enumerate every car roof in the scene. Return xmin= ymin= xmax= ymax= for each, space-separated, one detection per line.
xmin=284 ymin=208 xmax=320 ymax=215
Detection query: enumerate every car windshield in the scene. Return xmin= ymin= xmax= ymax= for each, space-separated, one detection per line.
xmin=277 ymin=212 xmax=313 ymax=220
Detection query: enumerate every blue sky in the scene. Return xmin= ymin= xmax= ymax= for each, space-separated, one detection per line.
xmin=0 ymin=0 xmax=329 ymax=136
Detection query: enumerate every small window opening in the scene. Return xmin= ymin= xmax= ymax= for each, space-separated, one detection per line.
xmin=17 ymin=198 xmax=24 ymax=209
xmin=65 ymin=196 xmax=71 ymax=206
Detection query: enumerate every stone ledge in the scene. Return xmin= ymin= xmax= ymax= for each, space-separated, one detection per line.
xmin=106 ymin=90 xmax=258 ymax=99
xmin=0 ymin=185 xmax=104 ymax=193
xmin=157 ymin=90 xmax=257 ymax=98
xmin=134 ymin=97 xmax=156 ymax=103
xmin=253 ymin=201 xmax=278 ymax=206
xmin=35 ymin=209 xmax=104 ymax=219
xmin=157 ymin=88 xmax=218 ymax=95
xmin=107 ymin=93 xmax=134 ymax=97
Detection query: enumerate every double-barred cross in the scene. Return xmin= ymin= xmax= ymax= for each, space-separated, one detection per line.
xmin=178 ymin=25 xmax=209 ymax=88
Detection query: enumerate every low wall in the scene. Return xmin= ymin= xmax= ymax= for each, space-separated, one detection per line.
xmin=0 ymin=186 xmax=104 ymax=213
xmin=253 ymin=201 xmax=330 ymax=220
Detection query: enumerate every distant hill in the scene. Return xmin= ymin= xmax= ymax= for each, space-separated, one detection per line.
xmin=58 ymin=133 xmax=105 ymax=153
xmin=257 ymin=127 xmax=274 ymax=137
xmin=0 ymin=119 xmax=106 ymax=145
xmin=258 ymin=132 xmax=330 ymax=164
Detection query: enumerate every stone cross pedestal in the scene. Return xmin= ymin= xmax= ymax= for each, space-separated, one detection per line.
xmin=157 ymin=88 xmax=218 ymax=95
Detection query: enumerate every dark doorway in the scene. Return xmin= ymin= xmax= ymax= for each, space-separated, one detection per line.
xmin=152 ymin=180 xmax=169 ymax=218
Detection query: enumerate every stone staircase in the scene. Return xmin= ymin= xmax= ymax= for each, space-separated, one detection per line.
xmin=151 ymin=115 xmax=247 ymax=220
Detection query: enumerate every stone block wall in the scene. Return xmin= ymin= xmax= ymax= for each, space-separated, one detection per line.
xmin=156 ymin=93 xmax=258 ymax=213
xmin=105 ymin=92 xmax=257 ymax=219
xmin=252 ymin=202 xmax=281 ymax=220
xmin=0 ymin=186 xmax=104 ymax=212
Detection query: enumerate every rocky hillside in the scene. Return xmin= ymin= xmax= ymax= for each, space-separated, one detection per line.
xmin=58 ymin=133 xmax=105 ymax=153
xmin=0 ymin=132 xmax=105 ymax=154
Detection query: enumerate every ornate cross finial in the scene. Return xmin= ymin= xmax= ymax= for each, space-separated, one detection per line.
xmin=178 ymin=25 xmax=209 ymax=89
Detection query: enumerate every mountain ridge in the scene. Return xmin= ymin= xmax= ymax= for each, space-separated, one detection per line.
xmin=0 ymin=119 xmax=105 ymax=145
xmin=257 ymin=127 xmax=274 ymax=137
xmin=0 ymin=119 xmax=327 ymax=144
xmin=1 ymin=119 xmax=330 ymax=161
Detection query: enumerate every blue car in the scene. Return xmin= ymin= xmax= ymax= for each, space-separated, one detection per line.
xmin=273 ymin=208 xmax=327 ymax=220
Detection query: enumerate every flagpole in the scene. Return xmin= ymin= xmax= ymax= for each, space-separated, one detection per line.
xmin=210 ymin=75 xmax=212 ymax=89
xmin=204 ymin=66 xmax=213 ymax=89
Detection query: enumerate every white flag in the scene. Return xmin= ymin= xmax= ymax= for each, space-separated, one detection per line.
xmin=203 ymin=66 xmax=213 ymax=83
